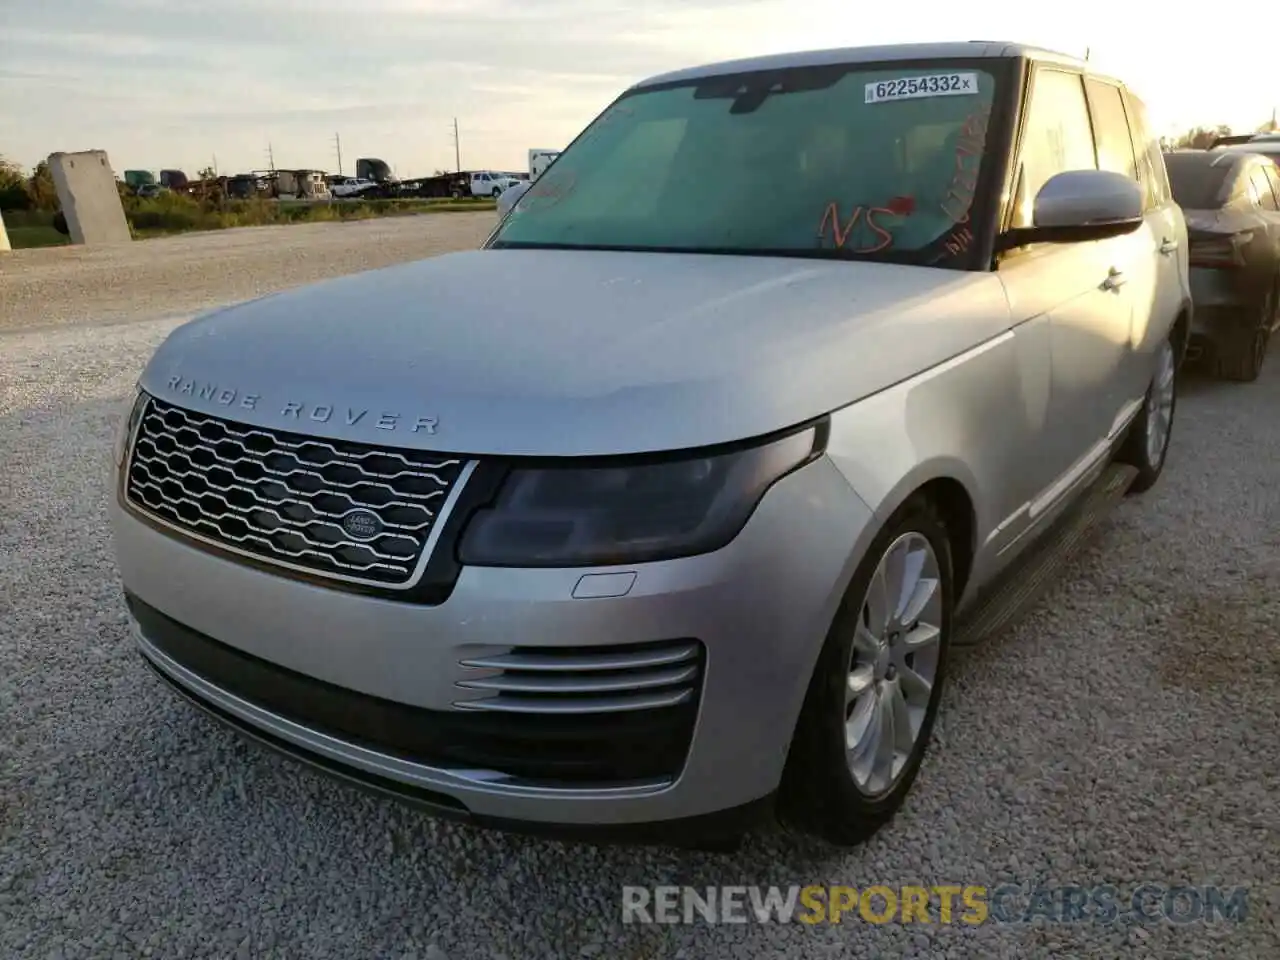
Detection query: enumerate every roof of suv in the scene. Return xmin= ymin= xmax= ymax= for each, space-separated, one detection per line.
xmin=1214 ymin=141 xmax=1280 ymax=158
xmin=632 ymin=41 xmax=1087 ymax=89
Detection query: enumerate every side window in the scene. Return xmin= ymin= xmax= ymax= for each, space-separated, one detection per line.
xmin=1085 ymin=80 xmax=1138 ymax=180
xmin=1243 ymin=173 xmax=1263 ymax=206
xmin=1249 ymin=167 xmax=1278 ymax=210
xmin=1262 ymin=165 xmax=1280 ymax=209
xmin=1123 ymin=93 xmax=1169 ymax=211
xmin=1010 ymin=69 xmax=1098 ymax=228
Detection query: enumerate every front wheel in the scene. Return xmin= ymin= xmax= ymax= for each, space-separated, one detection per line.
xmin=779 ymin=497 xmax=953 ymax=846
xmin=1116 ymin=334 xmax=1177 ymax=494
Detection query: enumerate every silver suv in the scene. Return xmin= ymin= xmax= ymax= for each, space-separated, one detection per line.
xmin=110 ymin=41 xmax=1190 ymax=848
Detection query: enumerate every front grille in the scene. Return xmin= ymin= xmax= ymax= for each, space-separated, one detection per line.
xmin=128 ymin=593 xmax=704 ymax=786
xmin=454 ymin=640 xmax=703 ymax=714
xmin=125 ymin=397 xmax=470 ymax=587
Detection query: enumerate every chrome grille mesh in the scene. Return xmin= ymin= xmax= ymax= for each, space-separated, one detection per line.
xmin=125 ymin=397 xmax=469 ymax=586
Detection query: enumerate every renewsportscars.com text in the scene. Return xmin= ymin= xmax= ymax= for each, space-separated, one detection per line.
xmin=621 ymin=884 xmax=1249 ymax=926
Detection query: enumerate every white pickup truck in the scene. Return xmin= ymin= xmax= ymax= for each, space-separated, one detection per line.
xmin=331 ymin=178 xmax=378 ymax=198
xmin=467 ymin=171 xmax=522 ymax=198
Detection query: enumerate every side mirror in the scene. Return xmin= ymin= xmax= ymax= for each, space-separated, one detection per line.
xmin=997 ymin=169 xmax=1144 ymax=251
xmin=496 ymin=180 xmax=532 ymax=219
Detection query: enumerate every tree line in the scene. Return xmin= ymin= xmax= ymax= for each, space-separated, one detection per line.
xmin=0 ymin=157 xmax=58 ymax=212
xmin=1166 ymin=117 xmax=1278 ymax=150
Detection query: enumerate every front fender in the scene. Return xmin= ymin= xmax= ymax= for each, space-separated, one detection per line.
xmin=822 ymin=324 xmax=1046 ymax=609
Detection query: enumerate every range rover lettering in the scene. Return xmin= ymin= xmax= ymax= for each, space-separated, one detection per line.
xmin=109 ymin=42 xmax=1189 ymax=848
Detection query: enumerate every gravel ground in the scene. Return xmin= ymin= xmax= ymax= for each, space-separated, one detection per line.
xmin=0 ymin=212 xmax=495 ymax=334
xmin=1 ymin=227 xmax=1278 ymax=958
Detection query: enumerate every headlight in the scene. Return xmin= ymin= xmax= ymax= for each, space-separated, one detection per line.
xmin=458 ymin=425 xmax=823 ymax=567
xmin=113 ymin=388 xmax=149 ymax=468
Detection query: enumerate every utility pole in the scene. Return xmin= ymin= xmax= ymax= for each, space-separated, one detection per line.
xmin=452 ymin=118 xmax=461 ymax=173
xmin=212 ymin=154 xmax=218 ymax=177
xmin=266 ymin=142 xmax=276 ymax=174
xmin=333 ymin=133 xmax=343 ymax=176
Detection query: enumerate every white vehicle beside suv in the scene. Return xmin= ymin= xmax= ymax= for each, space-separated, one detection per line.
xmin=110 ymin=41 xmax=1189 ymax=849
xmin=467 ymin=171 xmax=522 ymax=198
xmin=331 ymin=177 xmax=378 ymax=198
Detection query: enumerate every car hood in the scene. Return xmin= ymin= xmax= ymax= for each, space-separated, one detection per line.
xmin=140 ymin=249 xmax=1011 ymax=456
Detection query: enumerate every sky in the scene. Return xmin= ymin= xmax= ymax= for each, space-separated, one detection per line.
xmin=1 ymin=0 xmax=1275 ymax=180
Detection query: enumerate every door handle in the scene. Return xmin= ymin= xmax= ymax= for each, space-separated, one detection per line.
xmin=1160 ymin=239 xmax=1179 ymax=255
xmin=1102 ymin=268 xmax=1127 ymax=290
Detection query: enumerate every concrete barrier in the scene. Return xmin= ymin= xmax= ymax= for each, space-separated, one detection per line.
xmin=48 ymin=150 xmax=132 ymax=246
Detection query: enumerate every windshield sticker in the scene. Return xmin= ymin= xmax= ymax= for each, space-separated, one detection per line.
xmin=940 ymin=225 xmax=975 ymax=257
xmin=886 ymin=195 xmax=916 ymax=216
xmin=864 ymin=73 xmax=979 ymax=104
xmin=817 ymin=203 xmax=899 ymax=253
xmin=940 ymin=109 xmax=991 ymax=224
xmin=932 ymin=109 xmax=992 ymax=261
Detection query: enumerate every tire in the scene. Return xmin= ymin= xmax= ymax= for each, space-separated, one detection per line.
xmin=1116 ymin=333 xmax=1177 ymax=494
xmin=1213 ymin=282 xmax=1276 ymax=382
xmin=779 ymin=496 xmax=953 ymax=846
xmin=492 ymin=187 xmax=503 ymax=198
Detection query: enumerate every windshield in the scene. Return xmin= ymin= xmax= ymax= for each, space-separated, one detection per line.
xmin=1164 ymin=154 xmax=1234 ymax=209
xmin=490 ymin=61 xmax=1002 ymax=266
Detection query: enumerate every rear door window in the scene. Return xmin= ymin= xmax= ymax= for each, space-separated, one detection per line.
xmin=1085 ymin=80 xmax=1139 ymax=180
xmin=1123 ymin=93 xmax=1170 ymax=210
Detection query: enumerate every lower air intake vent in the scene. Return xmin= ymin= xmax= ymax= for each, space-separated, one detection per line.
xmin=454 ymin=640 xmax=704 ymax=714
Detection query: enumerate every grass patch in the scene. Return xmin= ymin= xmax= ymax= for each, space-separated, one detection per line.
xmin=3 ymin=195 xmax=496 ymax=249
xmin=6 ymin=225 xmax=68 ymax=248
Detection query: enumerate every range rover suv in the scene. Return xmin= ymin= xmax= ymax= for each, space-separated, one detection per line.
xmin=110 ymin=41 xmax=1189 ymax=847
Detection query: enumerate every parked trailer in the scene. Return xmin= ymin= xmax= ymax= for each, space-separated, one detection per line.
xmin=159 ymin=169 xmax=189 ymax=192
xmin=397 ymin=173 xmax=471 ymax=199
xmin=271 ymin=169 xmax=330 ymax=200
xmin=356 ymin=158 xmax=394 ymax=182
xmin=397 ymin=171 xmax=512 ymax=199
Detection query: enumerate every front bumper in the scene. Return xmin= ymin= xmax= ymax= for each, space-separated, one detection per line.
xmin=109 ymin=453 xmax=874 ymax=832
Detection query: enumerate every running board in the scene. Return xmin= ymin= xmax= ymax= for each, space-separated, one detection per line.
xmin=953 ymin=463 xmax=1137 ymax=648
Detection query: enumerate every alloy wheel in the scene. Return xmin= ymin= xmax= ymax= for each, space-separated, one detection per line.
xmin=1145 ymin=338 xmax=1176 ymax=468
xmin=844 ymin=532 xmax=943 ymax=796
